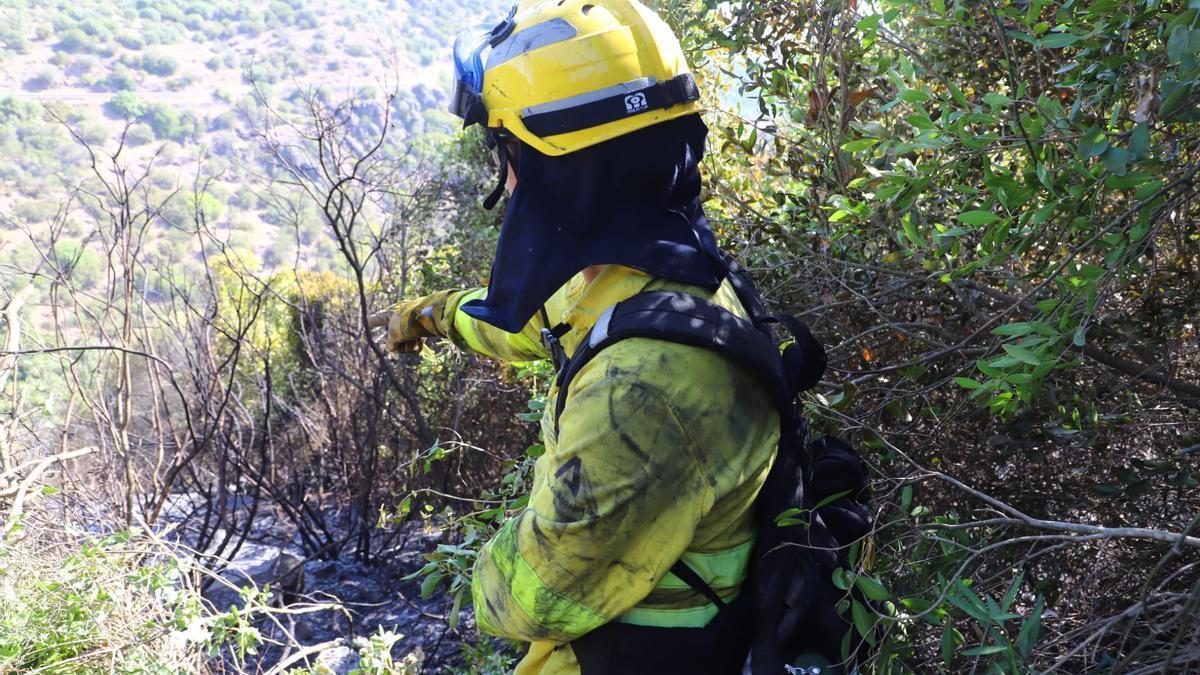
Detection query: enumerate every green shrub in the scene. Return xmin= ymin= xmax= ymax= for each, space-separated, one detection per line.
xmin=116 ymin=32 xmax=146 ymax=50
xmin=143 ymin=103 xmax=194 ymax=142
xmin=23 ymin=68 xmax=56 ymax=91
xmin=0 ymin=29 xmax=29 ymax=54
xmin=52 ymin=241 xmax=104 ymax=288
xmin=55 ymin=29 xmax=93 ymax=53
xmin=0 ymin=528 xmax=275 ymax=674
xmin=124 ymin=122 xmax=155 ymax=146
xmin=139 ymin=51 xmax=179 ymax=77
xmin=105 ymin=92 xmax=143 ymax=120
xmin=0 ymin=531 xmax=199 ymax=672
xmin=105 ymin=63 xmax=137 ymax=91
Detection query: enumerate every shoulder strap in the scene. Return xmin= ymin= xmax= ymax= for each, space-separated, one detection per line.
xmin=553 ymin=290 xmax=790 ymax=427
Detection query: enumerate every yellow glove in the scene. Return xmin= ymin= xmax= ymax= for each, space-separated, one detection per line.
xmin=370 ymin=290 xmax=456 ymax=353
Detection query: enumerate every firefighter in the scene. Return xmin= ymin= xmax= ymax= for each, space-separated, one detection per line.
xmin=380 ymin=2 xmax=777 ymax=672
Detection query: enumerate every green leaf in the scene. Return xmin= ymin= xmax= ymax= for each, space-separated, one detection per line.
xmin=1130 ymin=124 xmax=1151 ymax=160
xmin=1029 ymin=202 xmax=1056 ymax=225
xmin=420 ymin=572 xmax=444 ymax=599
xmin=856 ymin=574 xmax=891 ymax=601
xmin=832 ymin=568 xmax=851 ymax=591
xmin=1009 ymin=29 xmax=1037 ymax=45
xmin=842 ymin=138 xmax=879 ymax=152
xmin=813 ymin=490 xmax=853 ymax=510
xmin=938 ymin=226 xmax=972 ymax=238
xmin=900 ymin=89 xmax=933 ymax=103
xmin=957 ymin=210 xmax=1002 ymax=225
xmin=1077 ymin=126 xmax=1108 ymax=159
xmin=449 ymin=587 xmax=465 ymax=630
xmin=1134 ymin=179 xmax=1164 ymax=201
xmin=1002 ymin=344 xmax=1042 ymax=366
xmin=1001 ymin=572 xmax=1024 ymax=613
xmin=983 ymin=92 xmax=1012 ymax=107
xmin=42 ymin=485 xmax=61 ymax=496
xmin=851 ymin=599 xmax=876 ymax=640
xmin=954 ymin=377 xmax=983 ymax=389
xmin=1106 ymin=171 xmax=1154 ymax=190
xmin=1102 ymin=147 xmax=1130 ymax=176
xmin=947 ymin=81 xmax=971 ymax=108
xmin=1038 ymin=32 xmax=1081 ymax=48
xmin=1025 ymin=0 xmax=1046 ymax=21
xmin=1018 ymin=596 xmax=1046 ymax=657
xmin=1160 ymin=82 xmax=1192 ymax=120
xmin=992 ymin=322 xmax=1034 ymax=337
xmin=949 ymin=580 xmax=993 ymax=623
xmin=1168 ymin=25 xmax=1192 ymax=65
xmin=941 ymin=623 xmax=963 ymax=667
xmin=963 ymin=644 xmax=1010 ymax=656
xmin=902 ymin=216 xmax=923 ymax=247
xmin=856 ymin=13 xmax=883 ymax=32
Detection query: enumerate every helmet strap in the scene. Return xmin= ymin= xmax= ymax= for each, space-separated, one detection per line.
xmin=483 ymin=138 xmax=510 ymax=211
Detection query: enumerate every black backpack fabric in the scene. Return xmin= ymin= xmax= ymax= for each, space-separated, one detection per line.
xmin=552 ymin=259 xmax=873 ymax=674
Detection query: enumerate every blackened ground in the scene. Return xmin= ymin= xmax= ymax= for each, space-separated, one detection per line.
xmin=158 ymin=493 xmax=513 ymax=674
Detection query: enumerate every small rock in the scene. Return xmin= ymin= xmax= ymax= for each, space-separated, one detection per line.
xmin=314 ymin=646 xmax=360 ymax=675
xmin=272 ymin=550 xmax=306 ymax=605
xmin=202 ymin=544 xmax=308 ymax=612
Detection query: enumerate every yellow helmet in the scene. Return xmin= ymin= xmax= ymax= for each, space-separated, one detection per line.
xmin=449 ymin=0 xmax=702 ymax=157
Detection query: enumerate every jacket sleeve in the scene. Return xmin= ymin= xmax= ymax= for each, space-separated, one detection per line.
xmin=470 ymin=363 xmax=717 ymax=642
xmin=438 ymin=279 xmax=575 ymax=363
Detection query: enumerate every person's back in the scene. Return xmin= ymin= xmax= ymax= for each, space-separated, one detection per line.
xmin=468 ymin=268 xmax=778 ymax=673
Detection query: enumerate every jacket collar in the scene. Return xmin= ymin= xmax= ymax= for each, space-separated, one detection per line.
xmin=556 ymin=265 xmax=655 ymax=358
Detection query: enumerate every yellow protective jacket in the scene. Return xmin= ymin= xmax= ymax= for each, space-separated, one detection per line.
xmin=435 ymin=265 xmax=778 ymax=675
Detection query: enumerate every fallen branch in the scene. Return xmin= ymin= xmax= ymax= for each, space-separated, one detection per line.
xmin=264 ymin=638 xmax=347 ymax=675
xmin=929 ymin=470 xmax=1200 ymax=549
xmin=2 ymin=446 xmax=99 ymax=531
xmin=1078 ymin=342 xmax=1200 ymax=408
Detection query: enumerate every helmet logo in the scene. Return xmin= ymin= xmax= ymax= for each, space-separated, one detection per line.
xmin=624 ymin=92 xmax=649 ymax=115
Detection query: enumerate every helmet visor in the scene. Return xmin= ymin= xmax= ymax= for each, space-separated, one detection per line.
xmin=450 ymin=25 xmax=492 ymax=123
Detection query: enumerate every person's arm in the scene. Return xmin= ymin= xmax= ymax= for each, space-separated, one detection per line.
xmin=439 ymin=287 xmax=550 ymax=362
xmin=470 ymin=360 xmax=716 ymax=642
xmin=380 ymin=279 xmax=576 ymax=363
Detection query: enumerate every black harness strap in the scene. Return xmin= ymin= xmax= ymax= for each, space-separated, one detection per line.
xmin=538 ymin=306 xmax=571 ymax=372
xmin=669 ymin=560 xmax=727 ymax=609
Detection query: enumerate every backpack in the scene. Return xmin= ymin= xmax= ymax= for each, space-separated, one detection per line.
xmin=551 ymin=256 xmax=874 ymax=674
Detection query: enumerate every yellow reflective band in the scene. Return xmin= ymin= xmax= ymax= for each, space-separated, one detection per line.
xmin=654 ymin=540 xmax=754 ymax=592
xmin=619 ymin=590 xmax=739 ymax=628
xmin=451 ymin=288 xmax=491 ymax=353
xmin=616 ymin=541 xmax=753 ymax=629
xmin=493 ymin=532 xmax=608 ymax=637
xmin=508 ymin=329 xmax=544 ymax=357
xmin=452 ymin=288 xmax=546 ymax=359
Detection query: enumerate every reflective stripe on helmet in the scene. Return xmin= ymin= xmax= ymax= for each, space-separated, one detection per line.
xmin=521 ymin=77 xmax=658 ymax=118
xmin=487 ymin=17 xmax=578 ymax=71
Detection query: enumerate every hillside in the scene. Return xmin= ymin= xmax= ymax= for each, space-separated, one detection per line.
xmin=0 ymin=0 xmax=506 ymax=273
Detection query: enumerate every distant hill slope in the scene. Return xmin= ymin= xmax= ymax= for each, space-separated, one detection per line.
xmin=0 ymin=0 xmax=507 ymax=273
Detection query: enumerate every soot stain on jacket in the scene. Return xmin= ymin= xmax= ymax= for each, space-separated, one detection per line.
xmin=551 ymin=458 xmax=599 ymax=522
